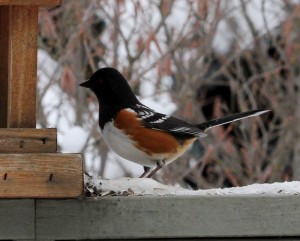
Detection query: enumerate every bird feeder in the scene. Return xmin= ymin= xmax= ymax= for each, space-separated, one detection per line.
xmin=0 ymin=0 xmax=83 ymax=198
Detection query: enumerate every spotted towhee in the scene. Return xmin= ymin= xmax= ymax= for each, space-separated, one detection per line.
xmin=80 ymin=67 xmax=270 ymax=178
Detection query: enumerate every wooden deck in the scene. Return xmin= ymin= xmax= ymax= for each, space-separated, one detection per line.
xmin=0 ymin=194 xmax=299 ymax=240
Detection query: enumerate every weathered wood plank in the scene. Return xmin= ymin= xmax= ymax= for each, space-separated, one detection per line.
xmin=36 ymin=195 xmax=300 ymax=239
xmin=0 ymin=6 xmax=9 ymax=128
xmin=0 ymin=199 xmax=34 ymax=240
xmin=88 ymin=239 xmax=299 ymax=241
xmin=0 ymin=153 xmax=83 ymax=198
xmin=0 ymin=0 xmax=61 ymax=6
xmin=0 ymin=5 xmax=38 ymax=128
xmin=95 ymin=239 xmax=299 ymax=241
xmin=0 ymin=128 xmax=57 ymax=153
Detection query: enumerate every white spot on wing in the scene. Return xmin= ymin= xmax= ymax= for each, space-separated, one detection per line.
xmin=170 ymin=127 xmax=207 ymax=138
xmin=136 ymin=103 xmax=152 ymax=110
xmin=140 ymin=111 xmax=154 ymax=119
xmin=150 ymin=115 xmax=170 ymax=123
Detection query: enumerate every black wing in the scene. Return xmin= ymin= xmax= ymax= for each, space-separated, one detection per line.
xmin=130 ymin=104 xmax=206 ymax=138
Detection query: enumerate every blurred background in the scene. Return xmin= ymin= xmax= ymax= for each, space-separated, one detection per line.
xmin=37 ymin=0 xmax=300 ymax=189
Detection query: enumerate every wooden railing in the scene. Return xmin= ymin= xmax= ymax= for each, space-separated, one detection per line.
xmin=1 ymin=195 xmax=299 ymax=240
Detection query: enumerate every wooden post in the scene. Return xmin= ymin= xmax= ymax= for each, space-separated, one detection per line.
xmin=0 ymin=5 xmax=38 ymax=127
xmin=0 ymin=0 xmax=60 ymax=128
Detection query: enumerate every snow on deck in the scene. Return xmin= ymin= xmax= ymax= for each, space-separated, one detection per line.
xmin=85 ymin=176 xmax=300 ymax=197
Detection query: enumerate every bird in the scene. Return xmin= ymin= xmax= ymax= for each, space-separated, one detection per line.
xmin=80 ymin=67 xmax=270 ymax=178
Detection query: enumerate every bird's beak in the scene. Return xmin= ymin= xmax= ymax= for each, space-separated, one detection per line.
xmin=79 ymin=79 xmax=91 ymax=88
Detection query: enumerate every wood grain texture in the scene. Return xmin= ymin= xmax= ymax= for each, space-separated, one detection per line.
xmin=9 ymin=5 xmax=38 ymax=127
xmin=0 ymin=199 xmax=34 ymax=240
xmin=0 ymin=6 xmax=9 ymax=128
xmin=0 ymin=196 xmax=298 ymax=240
xmin=0 ymin=5 xmax=38 ymax=127
xmin=35 ymin=196 xmax=300 ymax=239
xmin=0 ymin=153 xmax=83 ymax=198
xmin=0 ymin=0 xmax=61 ymax=6
xmin=0 ymin=128 xmax=57 ymax=153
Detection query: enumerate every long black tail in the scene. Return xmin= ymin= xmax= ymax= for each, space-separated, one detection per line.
xmin=196 ymin=109 xmax=270 ymax=132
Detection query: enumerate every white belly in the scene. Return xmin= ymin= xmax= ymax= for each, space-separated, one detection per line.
xmin=101 ymin=121 xmax=162 ymax=167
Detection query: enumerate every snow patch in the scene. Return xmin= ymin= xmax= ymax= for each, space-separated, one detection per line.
xmin=85 ymin=176 xmax=300 ymax=197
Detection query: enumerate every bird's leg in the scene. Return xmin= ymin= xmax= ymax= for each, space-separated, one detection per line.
xmin=139 ymin=166 xmax=151 ymax=178
xmin=146 ymin=160 xmax=166 ymax=178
